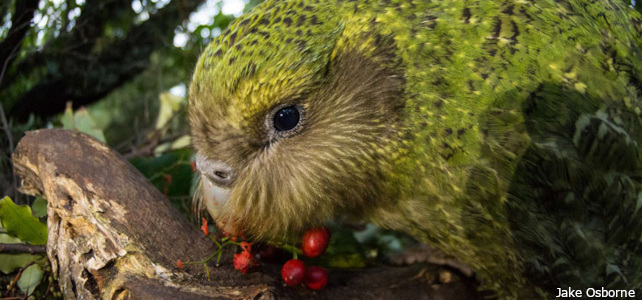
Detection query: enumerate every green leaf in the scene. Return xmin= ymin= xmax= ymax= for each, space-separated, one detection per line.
xmin=171 ymin=135 xmax=191 ymax=149
xmin=60 ymin=104 xmax=107 ymax=143
xmin=61 ymin=104 xmax=75 ymax=130
xmin=0 ymin=197 xmax=47 ymax=245
xmin=74 ymin=107 xmax=107 ymax=143
xmin=31 ymin=197 xmax=48 ymax=218
xmin=155 ymin=92 xmax=184 ymax=130
xmin=17 ymin=264 xmax=44 ymax=296
xmin=0 ymin=234 xmax=41 ymax=274
xmin=0 ymin=254 xmax=41 ymax=274
xmin=153 ymin=135 xmax=191 ymax=155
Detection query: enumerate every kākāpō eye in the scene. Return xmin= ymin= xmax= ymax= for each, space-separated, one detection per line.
xmin=273 ymin=106 xmax=300 ymax=131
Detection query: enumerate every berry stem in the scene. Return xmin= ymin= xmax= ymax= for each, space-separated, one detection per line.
xmin=209 ymin=235 xmax=222 ymax=248
xmin=278 ymin=244 xmax=302 ymax=257
xmin=178 ymin=235 xmax=244 ymax=280
xmin=183 ymin=240 xmax=240 ymax=265
xmin=216 ymin=249 xmax=223 ymax=266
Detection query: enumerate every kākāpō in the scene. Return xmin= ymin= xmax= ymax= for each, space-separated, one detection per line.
xmin=188 ymin=0 xmax=642 ymax=297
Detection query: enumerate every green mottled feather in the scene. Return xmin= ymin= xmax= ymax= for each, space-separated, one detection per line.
xmin=189 ymin=0 xmax=642 ymax=298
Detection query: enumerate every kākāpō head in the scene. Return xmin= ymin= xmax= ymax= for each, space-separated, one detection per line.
xmin=189 ymin=0 xmax=406 ymax=241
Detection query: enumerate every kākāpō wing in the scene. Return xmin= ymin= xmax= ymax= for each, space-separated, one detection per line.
xmin=501 ymin=2 xmax=642 ymax=295
xmin=373 ymin=0 xmax=642 ymax=297
xmin=506 ymin=81 xmax=642 ymax=295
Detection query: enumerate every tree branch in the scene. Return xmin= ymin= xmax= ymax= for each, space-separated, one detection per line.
xmin=0 ymin=243 xmax=46 ymax=255
xmin=52 ymin=0 xmax=130 ymax=55
xmin=0 ymin=0 xmax=128 ymax=111
xmin=7 ymin=0 xmax=205 ymax=121
xmin=0 ymin=0 xmax=39 ymax=71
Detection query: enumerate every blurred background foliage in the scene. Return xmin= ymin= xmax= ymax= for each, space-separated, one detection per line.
xmin=0 ymin=0 xmax=262 ymax=208
xmin=0 ymin=0 xmax=641 ymax=298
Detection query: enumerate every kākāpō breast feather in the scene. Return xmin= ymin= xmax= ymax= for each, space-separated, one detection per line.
xmin=189 ymin=0 xmax=642 ymax=298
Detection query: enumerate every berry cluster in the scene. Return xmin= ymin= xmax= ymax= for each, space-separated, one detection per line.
xmin=176 ymin=220 xmax=331 ymax=291
xmin=281 ymin=227 xmax=331 ymax=290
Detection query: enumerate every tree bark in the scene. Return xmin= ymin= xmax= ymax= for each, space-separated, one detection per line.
xmin=12 ymin=129 xmax=479 ymax=299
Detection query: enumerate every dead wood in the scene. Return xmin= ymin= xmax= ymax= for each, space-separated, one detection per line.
xmin=12 ymin=129 xmax=479 ymax=300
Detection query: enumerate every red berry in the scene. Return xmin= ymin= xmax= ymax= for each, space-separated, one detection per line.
xmin=305 ymin=266 xmax=328 ymax=290
xmin=301 ymin=227 xmax=331 ymax=258
xmin=281 ymin=259 xmax=306 ymax=286
xmin=176 ymin=259 xmax=183 ymax=269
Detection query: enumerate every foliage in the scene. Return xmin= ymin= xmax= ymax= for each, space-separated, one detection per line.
xmin=0 ymin=196 xmax=52 ymax=298
xmin=31 ymin=196 xmax=47 ymax=218
xmin=17 ymin=264 xmax=44 ymax=296
xmin=0 ymin=196 xmax=47 ymax=245
xmin=61 ymin=104 xmax=107 ymax=143
xmin=0 ymin=233 xmax=41 ymax=274
xmin=130 ymin=148 xmax=197 ymax=216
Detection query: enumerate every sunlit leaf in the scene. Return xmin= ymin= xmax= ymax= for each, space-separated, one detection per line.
xmin=0 ymin=197 xmax=47 ymax=245
xmin=60 ymin=104 xmax=107 ymax=143
xmin=153 ymin=135 xmax=191 ymax=156
xmin=61 ymin=103 xmax=75 ymax=130
xmin=155 ymin=92 xmax=184 ymax=130
xmin=171 ymin=135 xmax=191 ymax=149
xmin=74 ymin=107 xmax=107 ymax=143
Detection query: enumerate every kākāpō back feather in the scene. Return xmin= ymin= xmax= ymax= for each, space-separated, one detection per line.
xmin=507 ymin=82 xmax=642 ymax=295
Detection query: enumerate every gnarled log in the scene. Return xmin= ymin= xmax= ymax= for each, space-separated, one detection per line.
xmin=12 ymin=129 xmax=479 ymax=299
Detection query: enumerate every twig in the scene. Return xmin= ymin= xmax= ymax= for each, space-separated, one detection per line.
xmin=0 ymin=33 xmax=27 ymax=203
xmin=121 ymin=113 xmax=189 ymax=159
xmin=0 ymin=243 xmax=46 ymax=255
xmin=42 ymin=276 xmax=53 ymax=299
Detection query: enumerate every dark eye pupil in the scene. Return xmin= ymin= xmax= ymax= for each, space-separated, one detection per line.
xmin=273 ymin=106 xmax=300 ymax=131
